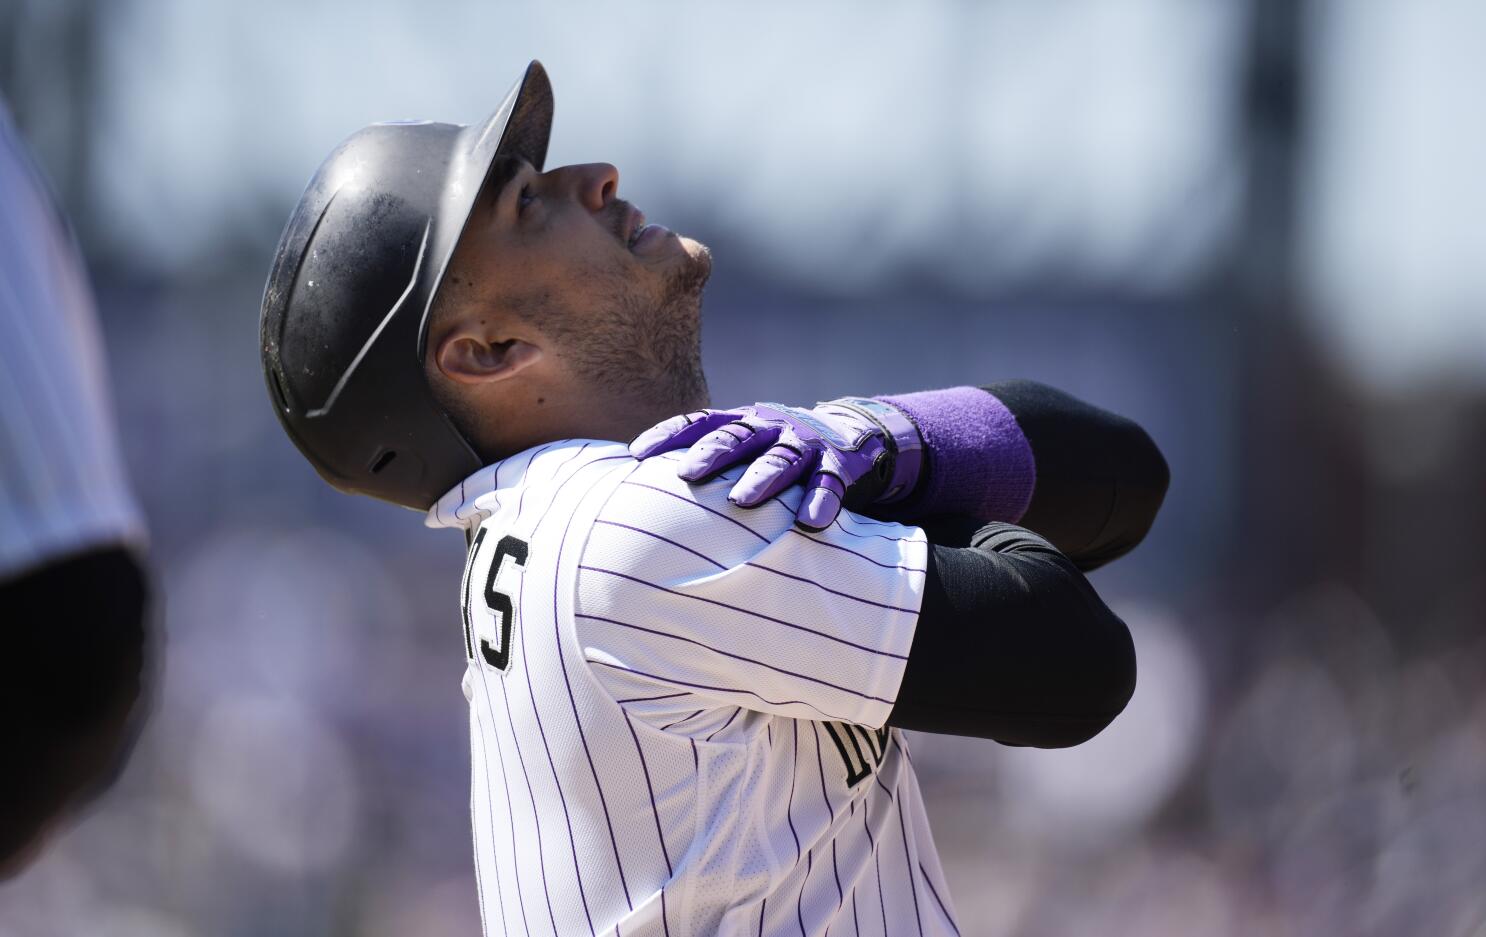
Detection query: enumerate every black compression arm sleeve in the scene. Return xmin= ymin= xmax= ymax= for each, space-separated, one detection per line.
xmin=984 ymin=380 xmax=1170 ymax=571
xmin=0 ymin=546 xmax=151 ymax=870
xmin=886 ymin=522 xmax=1136 ymax=747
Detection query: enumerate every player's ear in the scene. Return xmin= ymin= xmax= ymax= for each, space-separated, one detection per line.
xmin=432 ymin=326 xmax=543 ymax=386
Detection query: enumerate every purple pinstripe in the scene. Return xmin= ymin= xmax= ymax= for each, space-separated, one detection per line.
xmin=650 ymin=452 xmax=917 ymax=535
xmin=585 ymin=658 xmax=860 ymax=724
xmin=705 ymin=707 xmax=742 ymax=741
xmin=828 ymin=517 xmax=918 ymax=544
xmin=498 ymin=664 xmax=562 ymax=935
xmin=622 ymin=712 xmax=674 ymax=937
xmin=551 ymin=457 xmax=687 ymax=914
xmin=798 ymin=848 xmax=813 ymax=937
xmin=593 ymin=517 xmax=917 ymax=616
xmin=513 ymin=443 xmax=562 ymax=522
xmin=786 ymin=720 xmax=810 ymax=937
xmin=858 ymin=796 xmax=888 ymax=937
xmin=539 ymin=454 xmax=640 ymax=916
xmin=830 ymin=510 xmax=905 ymax=531
xmin=811 ymin=725 xmax=847 ymax=915
xmin=468 ymin=446 xmax=551 ymax=937
xmin=786 ymin=721 xmax=802 ymax=862
xmin=862 ymin=733 xmax=926 ymax=937
xmin=576 ymin=613 xmax=897 ymax=705
xmin=894 ymin=796 xmax=925 ymax=937
xmin=873 ymin=770 xmax=894 ymax=800
xmin=660 ymin=709 xmax=706 ymax=732
xmin=594 ymin=518 xmax=726 ymax=570
xmin=622 ymin=480 xmax=769 ymax=542
xmin=515 ymin=446 xmax=619 ymax=937
xmin=744 ymin=563 xmax=918 ymax=615
xmin=873 ymin=848 xmax=888 ymax=937
xmin=577 ymin=566 xmax=908 ymax=660
xmin=469 ymin=708 xmax=504 ymax=934
xmin=786 ymin=529 xmax=927 ymax=573
xmin=917 ymin=863 xmax=959 ymax=936
xmin=621 ymin=479 xmax=928 ymax=573
xmin=476 ymin=698 xmax=531 ymax=935
xmin=617 ymin=691 xmax=693 ymax=705
xmin=485 ymin=443 xmax=600 ymax=937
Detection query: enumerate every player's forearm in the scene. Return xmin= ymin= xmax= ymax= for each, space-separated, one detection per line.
xmin=876 ymin=380 xmax=1169 ymax=570
xmin=886 ymin=522 xmax=1136 ymax=747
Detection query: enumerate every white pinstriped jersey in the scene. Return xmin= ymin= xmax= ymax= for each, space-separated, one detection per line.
xmin=0 ymin=100 xmax=144 ymax=581
xmin=427 ymin=440 xmax=961 ymax=937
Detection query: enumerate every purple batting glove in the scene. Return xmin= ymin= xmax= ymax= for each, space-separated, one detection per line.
xmin=630 ymin=399 xmax=923 ymax=531
xmin=629 ymin=409 xmax=743 ymax=459
xmin=630 ymin=407 xmax=785 ymax=478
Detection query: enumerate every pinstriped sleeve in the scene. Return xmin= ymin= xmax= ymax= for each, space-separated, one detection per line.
xmin=573 ymin=456 xmax=928 ymax=729
xmin=0 ymin=103 xmax=145 ymax=579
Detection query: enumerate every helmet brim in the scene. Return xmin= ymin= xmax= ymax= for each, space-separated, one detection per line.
xmin=417 ymin=60 xmax=554 ymax=357
xmin=472 ymin=59 xmax=554 ymax=173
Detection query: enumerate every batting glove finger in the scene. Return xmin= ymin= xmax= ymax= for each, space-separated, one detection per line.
xmin=728 ymin=436 xmax=817 ymax=507
xmin=677 ymin=420 xmax=781 ymax=481
xmin=629 ymin=409 xmax=741 ymax=460
xmin=795 ymin=457 xmax=850 ymax=531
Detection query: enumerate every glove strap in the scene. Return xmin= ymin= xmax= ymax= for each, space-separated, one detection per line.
xmin=827 ymin=397 xmax=924 ymax=503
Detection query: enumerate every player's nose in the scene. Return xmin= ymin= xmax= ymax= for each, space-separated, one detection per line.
xmin=554 ymin=162 xmax=619 ymax=213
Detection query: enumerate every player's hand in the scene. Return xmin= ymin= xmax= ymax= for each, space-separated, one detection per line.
xmin=629 ymin=400 xmax=923 ymax=531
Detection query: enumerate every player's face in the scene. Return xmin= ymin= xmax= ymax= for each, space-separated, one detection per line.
xmin=471 ymin=157 xmax=710 ymax=285
xmin=444 ymin=157 xmax=713 ymax=413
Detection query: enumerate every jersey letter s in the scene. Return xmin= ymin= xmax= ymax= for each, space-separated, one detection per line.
xmin=461 ymin=528 xmax=530 ymax=672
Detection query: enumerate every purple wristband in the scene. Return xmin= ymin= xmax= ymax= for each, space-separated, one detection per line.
xmin=876 ymin=386 xmax=1036 ymax=522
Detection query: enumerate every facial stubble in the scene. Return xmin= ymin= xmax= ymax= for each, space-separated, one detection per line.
xmin=544 ymin=243 xmax=713 ymax=414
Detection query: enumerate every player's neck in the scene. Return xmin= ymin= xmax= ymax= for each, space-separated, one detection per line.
xmin=493 ymin=390 xmax=709 ymax=455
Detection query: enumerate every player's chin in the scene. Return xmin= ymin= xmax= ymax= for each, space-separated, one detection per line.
xmin=667 ymin=235 xmax=712 ymax=287
xmin=632 ymin=229 xmax=707 ymax=268
xmin=681 ymin=236 xmax=712 ymax=274
xmin=630 ymin=238 xmax=711 ymax=304
xmin=676 ymin=233 xmax=710 ymax=261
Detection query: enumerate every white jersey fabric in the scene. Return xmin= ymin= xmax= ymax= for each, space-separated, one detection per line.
xmin=427 ymin=439 xmax=961 ymax=937
xmin=0 ymin=99 xmax=144 ymax=580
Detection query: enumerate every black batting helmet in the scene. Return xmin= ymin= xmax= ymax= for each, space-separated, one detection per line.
xmin=260 ymin=60 xmax=553 ymax=510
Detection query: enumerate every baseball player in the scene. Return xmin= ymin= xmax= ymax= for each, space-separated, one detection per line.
xmin=0 ymin=97 xmax=152 ymax=876
xmin=261 ymin=61 xmax=1167 ymax=936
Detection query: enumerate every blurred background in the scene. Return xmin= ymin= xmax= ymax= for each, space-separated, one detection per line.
xmin=2 ymin=0 xmax=1483 ymax=934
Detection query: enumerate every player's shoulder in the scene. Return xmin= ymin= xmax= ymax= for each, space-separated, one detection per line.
xmin=516 ymin=439 xmax=633 ymax=489
xmin=585 ymin=451 xmax=931 ymax=587
xmin=425 ymin=439 xmax=632 ymax=532
xmin=593 ymin=451 xmax=797 ymax=552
